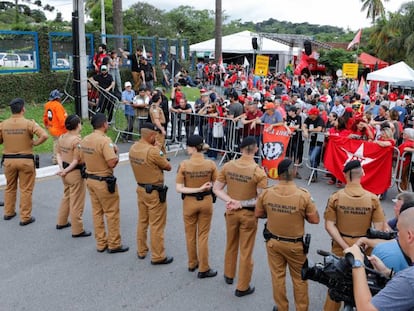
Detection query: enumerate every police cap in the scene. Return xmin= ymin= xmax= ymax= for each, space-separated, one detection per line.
xmin=240 ymin=136 xmax=257 ymax=149
xmin=343 ymin=160 xmax=361 ymax=173
xmin=278 ymin=158 xmax=292 ymax=175
xmin=140 ymin=122 xmax=158 ymax=132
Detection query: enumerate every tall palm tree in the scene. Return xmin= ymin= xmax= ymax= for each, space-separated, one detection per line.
xmin=360 ymin=0 xmax=389 ymax=24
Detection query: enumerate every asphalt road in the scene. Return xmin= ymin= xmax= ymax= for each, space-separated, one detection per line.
xmin=0 ymin=146 xmax=396 ymax=311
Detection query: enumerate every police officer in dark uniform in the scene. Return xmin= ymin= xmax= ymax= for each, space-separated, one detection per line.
xmin=213 ymin=136 xmax=268 ymax=297
xmin=0 ymin=98 xmax=48 ymax=225
xmin=79 ymin=113 xmax=128 ymax=253
xmin=323 ymin=160 xmax=386 ymax=311
xmin=129 ymin=123 xmax=173 ymax=264
xmin=176 ymin=135 xmax=218 ymax=278
xmin=256 ymin=159 xmax=320 ymax=311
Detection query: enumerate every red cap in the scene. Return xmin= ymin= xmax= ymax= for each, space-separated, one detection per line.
xmin=264 ymin=103 xmax=276 ymax=110
xmin=281 ymin=94 xmax=290 ymax=101
xmin=345 ymin=106 xmax=353 ymax=113
xmin=308 ymin=107 xmax=320 ymax=115
xmin=320 ymin=95 xmax=327 ymax=103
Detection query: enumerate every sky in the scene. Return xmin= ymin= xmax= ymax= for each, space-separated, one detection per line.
xmin=51 ymin=0 xmax=408 ymax=32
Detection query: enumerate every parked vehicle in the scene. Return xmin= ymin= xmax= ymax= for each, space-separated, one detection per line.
xmin=0 ymin=53 xmax=34 ymax=68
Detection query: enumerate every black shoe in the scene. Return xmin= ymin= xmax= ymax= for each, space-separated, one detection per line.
xmin=235 ymin=285 xmax=255 ymax=297
xmin=4 ymin=212 xmax=16 ymax=220
xmin=72 ymin=231 xmax=92 ymax=238
xmin=224 ymin=275 xmax=234 ymax=285
xmin=107 ymin=245 xmax=129 ymax=254
xmin=56 ymin=222 xmax=71 ymax=230
xmin=137 ymin=254 xmax=146 ymax=260
xmin=273 ymin=306 xmax=278 ymax=311
xmin=197 ymin=269 xmax=218 ymax=279
xmin=0 ymin=201 xmax=4 ymax=206
xmin=151 ymin=256 xmax=174 ymax=265
xmin=97 ymin=246 xmax=108 ymax=253
xmin=19 ymin=217 xmax=35 ymax=226
xmin=188 ymin=264 xmax=199 ymax=272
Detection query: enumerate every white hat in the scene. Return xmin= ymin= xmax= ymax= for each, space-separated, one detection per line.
xmin=124 ymin=81 xmax=132 ymax=88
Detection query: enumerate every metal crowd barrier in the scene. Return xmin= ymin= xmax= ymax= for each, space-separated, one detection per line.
xmin=395 ymin=150 xmax=414 ymax=192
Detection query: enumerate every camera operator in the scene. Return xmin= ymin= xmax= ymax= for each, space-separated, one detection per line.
xmin=346 ymin=207 xmax=414 ymax=311
xmin=356 ymin=194 xmax=414 ymax=273
xmin=255 ymin=158 xmax=320 ymax=311
xmin=323 ymin=160 xmax=386 ymax=311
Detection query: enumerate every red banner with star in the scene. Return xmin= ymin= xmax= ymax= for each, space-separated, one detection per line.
xmin=324 ymin=136 xmax=393 ymax=194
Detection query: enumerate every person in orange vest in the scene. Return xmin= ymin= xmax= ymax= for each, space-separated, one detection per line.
xmin=43 ymin=89 xmax=68 ymax=165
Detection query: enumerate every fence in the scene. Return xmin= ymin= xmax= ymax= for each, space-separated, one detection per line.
xmin=0 ymin=30 xmax=190 ymax=74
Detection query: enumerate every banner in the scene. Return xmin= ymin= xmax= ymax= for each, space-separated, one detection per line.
xmin=254 ymin=55 xmax=269 ymax=76
xmin=261 ymin=125 xmax=291 ymax=179
xmin=324 ymin=136 xmax=393 ymax=194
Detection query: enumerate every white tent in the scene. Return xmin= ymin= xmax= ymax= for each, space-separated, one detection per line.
xmin=190 ymin=30 xmax=298 ymax=70
xmin=367 ymin=61 xmax=414 ymax=86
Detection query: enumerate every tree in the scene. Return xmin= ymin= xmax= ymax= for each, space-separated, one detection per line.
xmin=360 ymin=0 xmax=389 ymax=24
xmin=112 ymin=0 xmax=123 ymax=50
xmin=214 ymin=0 xmax=222 ymax=63
xmin=318 ymin=48 xmax=355 ymax=75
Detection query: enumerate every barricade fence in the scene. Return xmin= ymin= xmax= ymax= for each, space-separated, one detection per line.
xmin=108 ymin=103 xmax=410 ymax=193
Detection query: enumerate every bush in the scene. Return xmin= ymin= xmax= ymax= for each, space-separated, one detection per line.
xmin=0 ymin=71 xmax=69 ymax=107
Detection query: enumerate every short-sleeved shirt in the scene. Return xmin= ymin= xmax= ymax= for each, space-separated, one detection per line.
xmin=122 ymin=89 xmax=136 ymax=116
xmin=57 ymin=133 xmax=81 ymax=164
xmin=127 ymin=53 xmax=142 ymax=73
xmin=134 ymin=95 xmax=150 ymax=118
xmin=176 ymin=153 xmax=218 ymax=188
xmin=149 ymin=104 xmax=166 ymax=125
xmin=129 ymin=139 xmax=170 ymax=185
xmin=79 ymin=130 xmax=117 ymax=176
xmin=261 ymin=111 xmax=283 ymax=124
xmin=372 ymin=239 xmax=409 ymax=273
xmin=372 ymin=265 xmax=414 ymax=310
xmin=217 ymin=156 xmax=267 ymax=201
xmin=0 ymin=115 xmax=47 ymax=154
xmin=256 ymin=181 xmax=317 ymax=237
xmin=228 ymin=102 xmax=244 ymax=118
xmin=93 ymin=73 xmax=113 ymax=89
xmin=324 ymin=183 xmax=385 ymax=237
xmin=304 ymin=116 xmax=325 ymax=145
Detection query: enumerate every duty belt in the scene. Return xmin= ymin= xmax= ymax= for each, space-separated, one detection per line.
xmin=1 ymin=154 xmax=34 ymax=166
xmin=269 ymin=233 xmax=303 ymax=243
xmin=182 ymin=191 xmax=212 ymax=200
xmin=87 ymin=174 xmax=112 ymax=181
xmin=339 ymin=232 xmax=366 ymax=239
xmin=242 ymin=206 xmax=255 ymax=211
xmin=62 ymin=161 xmax=84 ymax=170
xmin=138 ymin=183 xmax=164 ymax=191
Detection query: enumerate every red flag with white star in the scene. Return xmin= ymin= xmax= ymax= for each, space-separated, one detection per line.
xmin=324 ymin=136 xmax=393 ymax=194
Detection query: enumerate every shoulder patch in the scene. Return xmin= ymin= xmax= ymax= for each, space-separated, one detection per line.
xmin=109 ymin=143 xmax=114 ymax=148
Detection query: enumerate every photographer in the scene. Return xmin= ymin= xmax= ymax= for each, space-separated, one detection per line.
xmin=346 ymin=207 xmax=414 ymax=311
xmin=323 ymin=160 xmax=386 ymax=311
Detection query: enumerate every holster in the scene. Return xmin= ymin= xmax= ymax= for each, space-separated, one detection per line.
xmin=105 ymin=176 xmax=117 ymax=193
xmin=34 ymin=155 xmax=39 ymax=168
xmin=80 ymin=165 xmax=88 ymax=179
xmin=263 ymin=223 xmax=272 ymax=242
xmin=158 ymin=185 xmax=168 ymax=203
xmin=303 ymin=233 xmax=311 ymax=254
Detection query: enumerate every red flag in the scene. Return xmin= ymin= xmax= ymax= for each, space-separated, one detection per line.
xmin=261 ymin=125 xmax=291 ymax=179
xmin=347 ymin=29 xmax=362 ymax=50
xmin=324 ymin=136 xmax=393 ymax=194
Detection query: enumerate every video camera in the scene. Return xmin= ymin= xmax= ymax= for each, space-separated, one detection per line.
xmin=366 ymin=228 xmax=398 ymax=240
xmin=301 ymin=249 xmax=389 ymax=308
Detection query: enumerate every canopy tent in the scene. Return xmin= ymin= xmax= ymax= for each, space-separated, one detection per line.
xmin=190 ymin=30 xmax=299 ymax=71
xmin=367 ymin=61 xmax=414 ymax=87
xmin=358 ymin=52 xmax=388 ymax=70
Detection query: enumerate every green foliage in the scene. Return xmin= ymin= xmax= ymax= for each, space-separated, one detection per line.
xmin=0 ymin=71 xmax=69 ymax=107
xmin=318 ymin=49 xmax=355 ymax=75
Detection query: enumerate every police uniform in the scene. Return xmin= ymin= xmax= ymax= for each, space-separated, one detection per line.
xmin=148 ymin=102 xmax=166 ymax=155
xmin=80 ymin=126 xmax=125 ymax=252
xmin=217 ymin=156 xmax=267 ymax=292
xmin=56 ymin=132 xmax=86 ymax=236
xmin=129 ymin=126 xmax=171 ymax=263
xmin=256 ymin=172 xmax=317 ymax=311
xmin=323 ymin=162 xmax=385 ymax=311
xmin=176 ymin=143 xmax=218 ymax=273
xmin=0 ymin=99 xmax=48 ymax=224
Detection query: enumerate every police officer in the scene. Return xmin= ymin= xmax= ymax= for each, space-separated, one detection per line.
xmin=129 ymin=122 xmax=172 ymax=264
xmin=255 ymin=159 xmax=320 ymax=311
xmin=55 ymin=115 xmax=91 ymax=238
xmin=176 ymin=135 xmax=218 ymax=278
xmin=0 ymin=98 xmax=48 ymax=225
xmin=79 ymin=113 xmax=128 ymax=253
xmin=148 ymin=93 xmax=167 ymax=155
xmin=213 ymin=136 xmax=268 ymax=297
xmin=323 ymin=160 xmax=385 ymax=311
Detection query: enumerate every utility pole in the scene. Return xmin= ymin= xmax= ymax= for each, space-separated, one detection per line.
xmin=101 ymin=0 xmax=106 ymax=44
xmin=214 ymin=0 xmax=222 ymax=63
